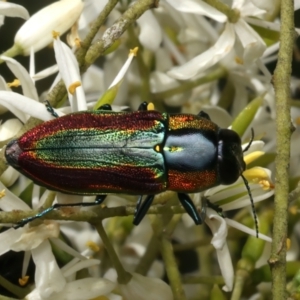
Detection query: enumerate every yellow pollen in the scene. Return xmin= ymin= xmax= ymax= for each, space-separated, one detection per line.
xmin=74 ymin=38 xmax=81 ymax=48
xmin=155 ymin=145 xmax=161 ymax=152
xmin=68 ymin=81 xmax=81 ymax=95
xmin=235 ymin=56 xmax=244 ymax=65
xmin=0 ymin=189 xmax=5 ymax=199
xmin=286 ymin=238 xmax=291 ymax=251
xmin=86 ymin=241 xmax=100 ymax=252
xmin=129 ymin=47 xmax=139 ymax=56
xmin=52 ymin=31 xmax=60 ymax=39
xmin=7 ymin=79 xmax=20 ymax=88
xmin=19 ymin=276 xmax=29 ymax=286
xmin=295 ymin=116 xmax=300 ymax=126
xmin=259 ymin=179 xmax=274 ymax=190
xmin=147 ymin=102 xmax=155 ymax=111
xmin=289 ymin=205 xmax=298 ymax=215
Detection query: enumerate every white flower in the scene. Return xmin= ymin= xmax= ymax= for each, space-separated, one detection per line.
xmin=53 ymin=35 xmax=86 ymax=111
xmin=167 ymin=0 xmax=267 ymax=80
xmin=0 ymin=2 xmax=29 ymax=27
xmin=119 ymin=273 xmax=173 ymax=300
xmin=14 ymin=0 xmax=83 ymax=55
xmin=136 ymin=10 xmax=162 ymax=52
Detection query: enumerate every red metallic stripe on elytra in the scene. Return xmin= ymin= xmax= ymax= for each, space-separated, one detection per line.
xmin=18 ymin=151 xmax=167 ymax=195
xmin=18 ymin=110 xmax=166 ymax=150
xmin=167 ymin=169 xmax=218 ymax=193
xmin=167 ymin=114 xmax=218 ymax=132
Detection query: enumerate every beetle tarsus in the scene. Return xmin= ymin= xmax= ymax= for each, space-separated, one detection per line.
xmin=138 ymin=102 xmax=149 ymax=111
xmin=14 ymin=195 xmax=107 ymax=229
xmin=133 ymin=195 xmax=155 ymax=225
xmin=197 ymin=111 xmax=211 ymax=120
xmin=45 ymin=100 xmax=59 ymax=118
xmin=99 ymin=104 xmax=112 ymax=111
xmin=95 ymin=195 xmax=107 ymax=204
xmin=206 ymin=200 xmax=224 ymax=217
xmin=177 ymin=193 xmax=203 ymax=225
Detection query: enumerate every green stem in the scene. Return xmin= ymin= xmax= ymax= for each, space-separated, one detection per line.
xmin=76 ymin=0 xmax=119 ymax=66
xmin=160 ymin=234 xmax=187 ymax=300
xmin=202 ymin=0 xmax=240 ymax=23
xmin=270 ymin=0 xmax=294 ymax=299
xmin=93 ymin=222 xmax=131 ymax=284
xmin=0 ymin=44 xmax=23 ymax=64
xmin=0 ymin=275 xmax=29 ymax=299
xmin=84 ymin=0 xmax=158 ymax=68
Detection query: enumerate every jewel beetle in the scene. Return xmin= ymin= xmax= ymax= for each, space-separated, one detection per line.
xmin=5 ymin=102 xmax=254 ymax=229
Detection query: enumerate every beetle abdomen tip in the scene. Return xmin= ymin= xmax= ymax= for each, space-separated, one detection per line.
xmin=5 ymin=140 xmax=22 ymax=169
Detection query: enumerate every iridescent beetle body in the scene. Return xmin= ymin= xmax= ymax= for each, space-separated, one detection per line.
xmin=5 ymin=106 xmax=248 ymax=227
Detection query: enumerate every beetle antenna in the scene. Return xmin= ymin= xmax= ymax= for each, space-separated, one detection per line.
xmin=243 ymin=128 xmax=254 ymax=153
xmin=241 ymin=174 xmax=258 ymax=238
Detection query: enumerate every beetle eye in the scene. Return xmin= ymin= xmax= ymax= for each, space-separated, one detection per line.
xmin=218 ymin=129 xmax=245 ymax=185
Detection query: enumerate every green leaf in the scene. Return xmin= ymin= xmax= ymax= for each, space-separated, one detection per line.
xmin=231 ymin=95 xmax=264 ymax=136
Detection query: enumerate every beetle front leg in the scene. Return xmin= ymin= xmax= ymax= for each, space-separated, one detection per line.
xmin=14 ymin=195 xmax=107 ymax=229
xmin=133 ymin=195 xmax=155 ymax=225
xmin=45 ymin=100 xmax=59 ymax=118
xmin=177 ymin=193 xmax=204 ymax=225
xmin=98 ymin=104 xmax=112 ymax=111
xmin=197 ymin=111 xmax=211 ymax=120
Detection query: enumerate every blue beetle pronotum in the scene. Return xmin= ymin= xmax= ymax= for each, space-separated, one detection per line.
xmin=5 ymin=102 xmax=257 ymax=234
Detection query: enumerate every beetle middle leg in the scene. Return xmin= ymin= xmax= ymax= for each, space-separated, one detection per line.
xmin=138 ymin=102 xmax=155 ymax=111
xmin=133 ymin=195 xmax=155 ymax=225
xmin=14 ymin=195 xmax=107 ymax=229
xmin=177 ymin=193 xmax=204 ymax=225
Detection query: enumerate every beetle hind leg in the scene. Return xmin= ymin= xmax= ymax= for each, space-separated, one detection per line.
xmin=177 ymin=193 xmax=204 ymax=225
xmin=14 ymin=195 xmax=107 ymax=229
xmin=133 ymin=195 xmax=155 ymax=225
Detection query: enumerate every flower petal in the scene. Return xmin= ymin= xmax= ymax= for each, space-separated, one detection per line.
xmin=11 ymin=222 xmax=60 ymax=251
xmin=53 ymin=37 xmax=86 ymax=111
xmin=120 ymin=273 xmax=173 ymax=300
xmin=234 ymin=19 xmax=266 ymax=66
xmin=14 ymin=0 xmax=83 ymax=55
xmin=31 ymin=240 xmax=66 ymax=298
xmin=136 ymin=10 xmax=162 ymax=52
xmin=165 ymin=0 xmax=227 ymax=22
xmin=168 ymin=22 xmax=235 ymax=79
xmin=0 ymin=91 xmax=62 ymax=121
xmin=205 ymin=209 xmax=233 ymax=292
xmin=43 ymin=278 xmax=116 ymax=300
xmin=226 ymin=218 xmax=272 ymax=242
xmin=0 ymin=2 xmax=29 ymax=20
xmin=1 ymin=56 xmax=39 ymax=100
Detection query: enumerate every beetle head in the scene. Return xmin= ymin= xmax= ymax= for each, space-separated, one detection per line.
xmin=217 ymin=129 xmax=245 ymax=185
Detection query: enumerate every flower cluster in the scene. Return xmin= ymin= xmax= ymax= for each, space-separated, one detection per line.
xmin=0 ymin=0 xmax=296 ymax=299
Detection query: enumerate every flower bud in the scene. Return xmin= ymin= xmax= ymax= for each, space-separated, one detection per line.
xmin=14 ymin=0 xmax=83 ymax=55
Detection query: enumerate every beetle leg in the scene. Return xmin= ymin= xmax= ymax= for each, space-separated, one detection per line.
xmin=177 ymin=193 xmax=203 ymax=225
xmin=98 ymin=104 xmax=112 ymax=111
xmin=206 ymin=200 xmax=224 ymax=217
xmin=14 ymin=195 xmax=107 ymax=229
xmin=133 ymin=195 xmax=155 ymax=225
xmin=138 ymin=102 xmax=149 ymax=111
xmin=45 ymin=100 xmax=59 ymax=118
xmin=197 ymin=111 xmax=211 ymax=120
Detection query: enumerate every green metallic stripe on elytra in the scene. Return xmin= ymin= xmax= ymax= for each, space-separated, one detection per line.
xmin=35 ymin=120 xmax=165 ymax=149
xmin=31 ymin=120 xmax=165 ymax=170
